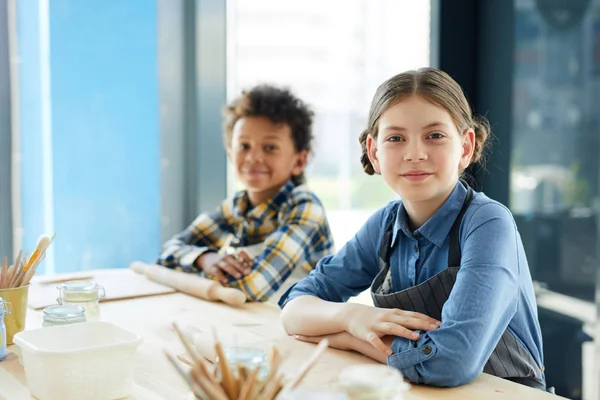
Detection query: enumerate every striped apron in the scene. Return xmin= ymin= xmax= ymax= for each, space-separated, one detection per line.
xmin=370 ymin=186 xmax=546 ymax=390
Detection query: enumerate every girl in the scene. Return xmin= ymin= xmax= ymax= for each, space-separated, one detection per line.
xmin=279 ymin=68 xmax=546 ymax=389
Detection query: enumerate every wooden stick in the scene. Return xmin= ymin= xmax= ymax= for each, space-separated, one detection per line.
xmin=3 ymin=264 xmax=14 ymax=289
xmin=164 ymin=351 xmax=207 ymax=399
xmin=8 ymin=251 xmax=27 ymax=288
xmin=258 ymin=375 xmax=283 ymax=400
xmin=172 ymin=323 xmax=227 ymax=398
xmin=238 ymin=365 xmax=261 ymax=400
xmin=265 ymin=346 xmax=281 ymax=385
xmin=213 ymin=327 xmax=238 ymax=399
xmin=172 ymin=323 xmax=202 ymax=365
xmin=0 ymin=257 xmax=7 ymax=288
xmin=4 ymin=249 xmax=21 ymax=289
xmin=12 ymin=249 xmax=22 ymax=280
xmin=197 ymin=357 xmax=224 ymax=393
xmin=190 ymin=368 xmax=229 ymax=400
xmin=281 ymin=339 xmax=329 ymax=392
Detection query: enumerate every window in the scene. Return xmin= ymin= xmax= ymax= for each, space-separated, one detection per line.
xmin=510 ymin=0 xmax=600 ymax=302
xmin=228 ymin=0 xmax=431 ymax=247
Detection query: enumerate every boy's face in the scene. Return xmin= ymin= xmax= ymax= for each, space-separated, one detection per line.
xmin=228 ymin=116 xmax=307 ymax=205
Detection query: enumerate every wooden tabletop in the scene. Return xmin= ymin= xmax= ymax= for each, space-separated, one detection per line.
xmin=0 ymin=270 xmax=563 ymax=399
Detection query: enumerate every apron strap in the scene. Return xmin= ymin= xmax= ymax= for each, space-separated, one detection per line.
xmin=378 ymin=213 xmax=397 ymax=265
xmin=447 ymin=181 xmax=475 ymax=268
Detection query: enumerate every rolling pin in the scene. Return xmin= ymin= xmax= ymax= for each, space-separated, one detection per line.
xmin=130 ymin=262 xmax=247 ymax=307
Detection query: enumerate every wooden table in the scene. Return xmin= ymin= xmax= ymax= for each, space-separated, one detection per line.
xmin=0 ymin=270 xmax=563 ymax=399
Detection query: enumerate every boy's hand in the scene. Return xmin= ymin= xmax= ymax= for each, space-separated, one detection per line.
xmin=343 ymin=303 xmax=440 ymax=356
xmin=195 ymin=251 xmax=253 ymax=285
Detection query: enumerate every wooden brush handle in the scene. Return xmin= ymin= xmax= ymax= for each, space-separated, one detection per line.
xmin=130 ymin=262 xmax=247 ymax=306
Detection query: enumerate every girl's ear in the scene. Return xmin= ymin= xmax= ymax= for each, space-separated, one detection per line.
xmin=458 ymin=128 xmax=475 ymax=171
xmin=292 ymin=150 xmax=308 ymax=176
xmin=366 ymin=134 xmax=382 ymax=174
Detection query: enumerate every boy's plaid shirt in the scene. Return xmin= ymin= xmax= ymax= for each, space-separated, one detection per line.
xmin=157 ymin=180 xmax=335 ymax=302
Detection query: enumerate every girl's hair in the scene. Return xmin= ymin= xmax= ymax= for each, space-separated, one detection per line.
xmin=222 ymin=84 xmax=314 ymax=185
xmin=359 ymin=67 xmax=491 ymax=175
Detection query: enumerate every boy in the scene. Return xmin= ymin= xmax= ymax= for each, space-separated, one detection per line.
xmin=157 ymin=84 xmax=335 ymax=302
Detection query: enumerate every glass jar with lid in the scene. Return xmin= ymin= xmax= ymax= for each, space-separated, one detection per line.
xmin=42 ymin=305 xmax=87 ymax=328
xmin=0 ymin=298 xmax=12 ymax=361
xmin=56 ymin=280 xmax=105 ymax=322
xmin=339 ymin=365 xmax=411 ymax=400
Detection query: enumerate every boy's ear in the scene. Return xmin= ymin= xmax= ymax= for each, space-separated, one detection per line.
xmin=292 ymin=150 xmax=308 ymax=176
xmin=226 ymin=147 xmax=233 ymax=162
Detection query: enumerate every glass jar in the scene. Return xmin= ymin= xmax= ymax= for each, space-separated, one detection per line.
xmin=339 ymin=365 xmax=411 ymax=400
xmin=56 ymin=280 xmax=105 ymax=322
xmin=42 ymin=305 xmax=87 ymax=328
xmin=216 ymin=347 xmax=268 ymax=379
xmin=0 ymin=298 xmax=12 ymax=361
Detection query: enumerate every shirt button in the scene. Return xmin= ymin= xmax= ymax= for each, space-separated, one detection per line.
xmin=413 ymin=245 xmax=418 ymax=252
xmin=414 ymin=232 xmax=421 ymax=238
xmin=423 ymin=346 xmax=432 ymax=355
xmin=409 ymin=281 xmax=414 ymax=286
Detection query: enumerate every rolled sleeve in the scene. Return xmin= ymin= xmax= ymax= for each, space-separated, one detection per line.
xmin=388 ymin=336 xmax=437 ymax=383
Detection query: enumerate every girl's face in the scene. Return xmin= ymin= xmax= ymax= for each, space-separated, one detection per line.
xmin=367 ymin=95 xmax=474 ymax=204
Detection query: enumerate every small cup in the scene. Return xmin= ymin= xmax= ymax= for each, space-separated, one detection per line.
xmin=216 ymin=347 xmax=268 ymax=379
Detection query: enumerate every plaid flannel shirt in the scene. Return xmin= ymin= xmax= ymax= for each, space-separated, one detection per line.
xmin=157 ymin=180 xmax=335 ymax=302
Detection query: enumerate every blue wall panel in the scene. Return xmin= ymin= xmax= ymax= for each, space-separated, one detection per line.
xmin=18 ymin=0 xmax=160 ymax=273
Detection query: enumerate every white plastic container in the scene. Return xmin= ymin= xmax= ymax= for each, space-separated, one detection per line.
xmin=13 ymin=321 xmax=142 ymax=400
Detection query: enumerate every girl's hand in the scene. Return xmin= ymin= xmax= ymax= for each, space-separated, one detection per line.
xmin=196 ymin=251 xmax=254 ymax=284
xmin=294 ymin=332 xmax=396 ymax=364
xmin=344 ymin=303 xmax=440 ymax=355
xmin=294 ymin=331 xmax=355 ymax=351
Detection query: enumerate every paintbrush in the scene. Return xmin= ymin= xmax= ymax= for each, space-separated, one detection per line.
xmin=23 ymin=234 xmax=54 ymax=274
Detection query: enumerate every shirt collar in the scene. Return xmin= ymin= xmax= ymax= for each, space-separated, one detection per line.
xmin=232 ymin=179 xmax=297 ymax=220
xmin=391 ymin=181 xmax=468 ymax=247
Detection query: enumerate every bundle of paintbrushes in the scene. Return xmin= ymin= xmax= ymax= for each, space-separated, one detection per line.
xmin=0 ymin=234 xmax=55 ymax=289
xmin=168 ymin=323 xmax=329 ymax=400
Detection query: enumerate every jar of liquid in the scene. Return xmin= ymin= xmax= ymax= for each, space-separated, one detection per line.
xmin=42 ymin=305 xmax=86 ymax=328
xmin=56 ymin=280 xmax=105 ymax=322
xmin=0 ymin=299 xmax=12 ymax=361
xmin=339 ymin=365 xmax=411 ymax=400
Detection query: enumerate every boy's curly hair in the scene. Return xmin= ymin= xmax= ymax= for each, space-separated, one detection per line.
xmin=222 ymin=84 xmax=314 ymax=185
